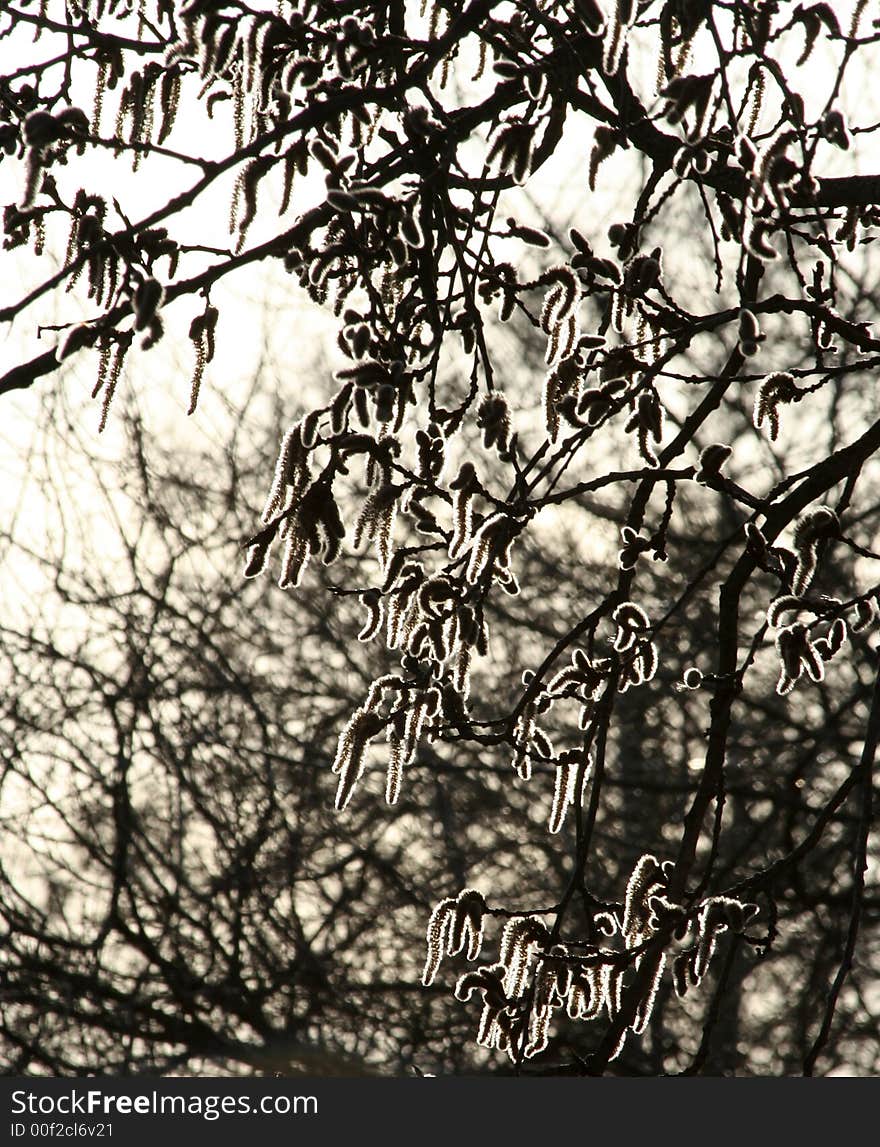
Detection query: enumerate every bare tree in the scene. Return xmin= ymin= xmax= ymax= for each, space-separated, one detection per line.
xmin=0 ymin=377 xmax=483 ymax=1075
xmin=1 ymin=1 xmax=878 ymax=1075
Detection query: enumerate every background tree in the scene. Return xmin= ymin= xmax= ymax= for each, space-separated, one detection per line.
xmin=1 ymin=0 xmax=879 ymax=1075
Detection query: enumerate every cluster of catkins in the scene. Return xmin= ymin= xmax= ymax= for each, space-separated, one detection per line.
xmin=423 ymin=856 xmax=758 ymax=1063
